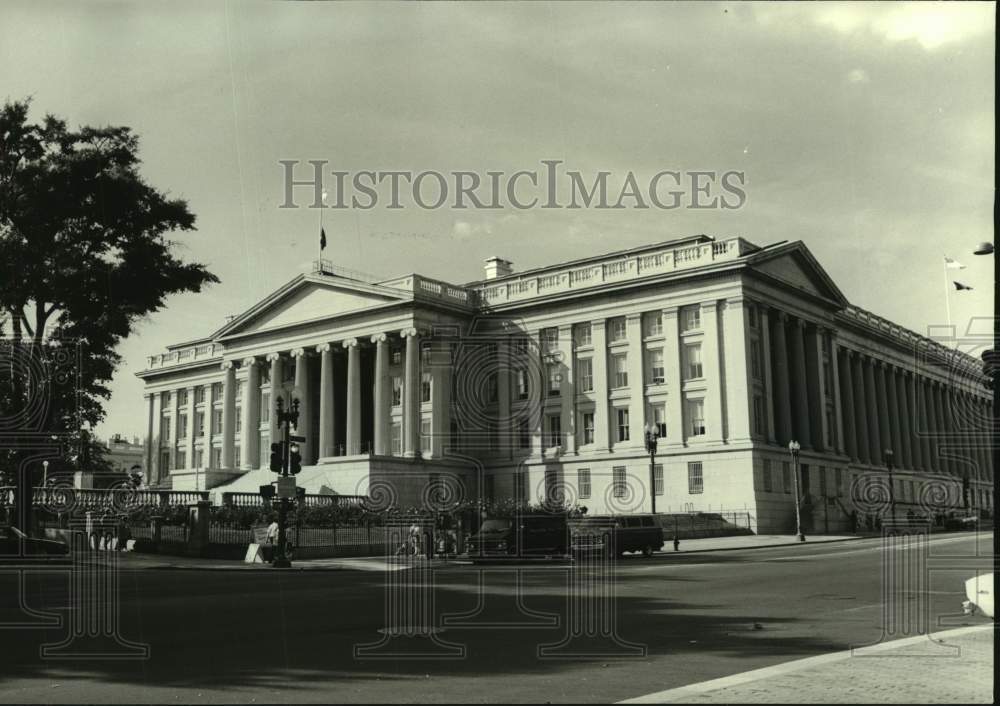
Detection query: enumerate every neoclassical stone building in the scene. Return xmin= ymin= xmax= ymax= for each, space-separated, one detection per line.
xmin=137 ymin=235 xmax=994 ymax=532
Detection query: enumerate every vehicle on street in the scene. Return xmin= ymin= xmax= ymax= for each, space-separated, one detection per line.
xmin=963 ymin=572 xmax=994 ymax=618
xmin=466 ymin=514 xmax=568 ymax=560
xmin=0 ymin=525 xmax=70 ymax=562
xmin=569 ymin=514 xmax=664 ymax=557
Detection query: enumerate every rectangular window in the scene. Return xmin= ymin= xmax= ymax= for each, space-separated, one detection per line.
xmin=644 ymin=311 xmax=663 ymax=337
xmin=392 ymin=377 xmax=403 ymax=406
xmin=421 ymin=374 xmax=432 ymax=403
xmin=688 ymin=461 xmax=704 ymax=494
xmin=574 ymin=322 xmax=592 ymax=347
xmin=518 ymin=419 xmax=531 ymax=449
xmin=612 ymin=353 xmax=628 ymax=388
xmin=750 ymin=340 xmax=762 ymax=379
xmin=259 ymin=432 xmax=268 ymax=466
xmin=516 ymin=368 xmax=529 ymax=399
xmin=391 ymin=349 xmax=402 ymax=365
xmin=763 ymin=459 xmax=773 ymax=492
xmin=577 ymin=358 xmax=594 ymax=392
xmin=613 ymin=466 xmax=627 ymax=498
xmin=235 ymin=382 xmax=242 ymax=401
xmin=687 ymin=399 xmax=705 ymax=436
xmin=177 ymin=389 xmax=188 ymax=407
xmin=211 ymin=447 xmax=221 ymax=469
xmin=649 ymin=349 xmax=665 ymax=384
xmin=161 ymin=417 xmax=171 ymax=441
xmin=176 ymin=450 xmax=187 ymax=470
xmin=609 ymin=317 xmax=627 ymax=342
xmin=578 ymin=468 xmax=591 ymax=499
xmin=685 ymin=344 xmax=703 ymax=380
xmin=233 ymin=447 xmax=241 ymax=468
xmin=212 ymin=382 xmax=222 ymax=399
xmin=541 ymin=327 xmax=559 ymax=353
xmin=260 ymin=392 xmax=270 ymax=424
xmin=235 ymin=407 xmax=242 ymax=433
xmin=420 ymin=419 xmax=432 ymax=453
xmin=782 ymin=461 xmax=792 ymax=494
xmin=653 ymin=464 xmax=664 ymax=496
xmin=682 ymin=306 xmax=701 ymax=332
xmin=195 ymin=386 xmax=206 ymax=404
xmin=652 ymin=404 xmax=667 ymax=438
xmin=160 ymin=450 xmax=171 ymax=473
xmin=193 ymin=448 xmax=203 ymax=469
xmin=616 ymin=408 xmax=630 ymax=442
xmin=212 ymin=409 xmax=223 ymax=434
xmin=391 ymin=423 xmax=402 ymax=456
xmin=582 ymin=412 xmax=595 ymax=445
xmin=259 ymin=366 xmax=270 ymax=385
xmin=177 ymin=414 xmax=188 ymax=439
xmin=547 ymin=415 xmax=561 ymax=448
xmin=547 ymin=363 xmax=561 ymax=396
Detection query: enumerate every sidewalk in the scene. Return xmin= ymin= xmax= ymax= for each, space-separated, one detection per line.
xmin=621 ymin=624 xmax=994 ymax=704
xmin=658 ymin=533 xmax=861 ymax=554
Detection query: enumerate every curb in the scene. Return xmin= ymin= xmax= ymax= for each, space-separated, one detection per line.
xmin=618 ymin=624 xmax=995 ymax=704
xmin=655 ymin=534 xmax=866 ymax=555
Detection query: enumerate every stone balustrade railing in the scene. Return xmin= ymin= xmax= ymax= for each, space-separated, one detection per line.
xmin=146 ymin=343 xmax=219 ymax=370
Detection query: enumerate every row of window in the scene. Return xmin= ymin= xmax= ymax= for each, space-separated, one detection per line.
xmin=500 ymin=462 xmax=705 ymax=502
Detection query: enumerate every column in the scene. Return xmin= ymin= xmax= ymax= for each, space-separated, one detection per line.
xmin=892 ymin=368 xmax=911 ymax=470
xmin=625 ymin=314 xmax=645 ymax=446
xmin=700 ymin=300 xmax=725 ymax=442
xmin=185 ymin=385 xmax=197 ymax=470
xmin=875 ymin=362 xmax=893 ymax=461
xmin=904 ymin=373 xmax=922 ymax=471
xmin=662 ymin=308 xmax=684 ymax=447
xmin=591 ymin=318 xmax=611 ymax=451
xmin=933 ymin=383 xmax=950 ymax=476
xmin=343 ymin=339 xmax=361 ymax=456
xmin=203 ymin=383 xmax=215 ymax=468
xmin=316 ymin=343 xmax=335 ymax=458
xmin=760 ymin=308 xmax=777 ymax=444
xmin=805 ymin=325 xmax=827 ymax=451
xmin=401 ymin=328 xmax=420 ymax=457
xmin=497 ymin=337 xmax=512 ymax=458
xmin=290 ymin=348 xmax=313 ymax=463
xmin=221 ymin=360 xmax=236 ymax=469
xmin=838 ymin=350 xmax=858 ymax=461
xmin=267 ymin=353 xmax=283 ymax=443
xmin=145 ymin=394 xmax=157 ymax=484
xmin=169 ymin=388 xmax=180 ymax=470
xmin=789 ymin=318 xmax=812 ymax=449
xmin=852 ymin=354 xmax=871 ymax=465
xmin=240 ymin=361 xmax=259 ymax=469
xmin=925 ymin=380 xmax=942 ymax=473
xmin=829 ymin=331 xmax=844 ymax=454
xmin=862 ymin=357 xmax=882 ymax=465
xmin=430 ymin=338 xmax=451 ymax=459
xmin=370 ymin=335 xmax=388 ymax=456
xmin=532 ymin=330 xmax=546 ymax=457
xmin=770 ymin=311 xmax=793 ymax=445
xmin=723 ymin=297 xmax=752 ymax=442
xmin=558 ymin=324 xmax=577 ymax=454
xmin=918 ymin=378 xmax=934 ymax=471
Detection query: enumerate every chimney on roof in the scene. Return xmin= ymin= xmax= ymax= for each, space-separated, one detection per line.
xmin=484 ymin=256 xmax=514 ymax=280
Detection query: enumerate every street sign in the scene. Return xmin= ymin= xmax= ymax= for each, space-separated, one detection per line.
xmin=289 ymin=434 xmax=306 ymax=442
xmin=276 ymin=477 xmax=296 ymax=499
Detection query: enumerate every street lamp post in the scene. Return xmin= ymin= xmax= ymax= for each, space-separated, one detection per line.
xmin=788 ymin=440 xmax=805 ymax=542
xmin=41 ymin=460 xmax=48 ymax=487
xmin=883 ymin=449 xmax=896 ymax=525
xmin=643 ymin=424 xmax=660 ymax=515
xmin=272 ymin=395 xmax=300 ymax=569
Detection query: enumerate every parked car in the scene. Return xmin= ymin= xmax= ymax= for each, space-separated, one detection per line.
xmin=0 ymin=525 xmax=70 ymax=561
xmin=944 ymin=516 xmax=979 ymax=530
xmin=466 ymin=514 xmax=568 ymax=560
xmin=569 ymin=514 xmax=664 ymax=557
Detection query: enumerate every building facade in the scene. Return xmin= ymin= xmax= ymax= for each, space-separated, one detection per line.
xmin=136 ymin=235 xmax=994 ymax=532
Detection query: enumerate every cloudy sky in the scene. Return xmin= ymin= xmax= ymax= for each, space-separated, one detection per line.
xmin=0 ymin=1 xmax=994 ymax=441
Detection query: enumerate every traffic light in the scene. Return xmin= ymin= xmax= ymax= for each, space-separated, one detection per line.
xmin=259 ymin=484 xmax=276 ymax=500
xmin=289 ymin=443 xmax=302 ymax=475
xmin=982 ymin=348 xmax=999 ymax=391
xmin=269 ymin=442 xmax=285 ymax=473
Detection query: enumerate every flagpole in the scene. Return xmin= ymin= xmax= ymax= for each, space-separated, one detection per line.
xmin=318 ymin=190 xmax=327 ymax=272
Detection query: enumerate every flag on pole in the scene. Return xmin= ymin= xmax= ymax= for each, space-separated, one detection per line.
xmin=953 ymin=281 xmax=974 ymax=291
xmin=320 ymin=227 xmax=327 ymax=251
xmin=944 ymin=256 xmax=966 ymax=269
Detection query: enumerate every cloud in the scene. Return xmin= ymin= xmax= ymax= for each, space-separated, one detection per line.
xmin=847 ymin=68 xmax=870 ymax=84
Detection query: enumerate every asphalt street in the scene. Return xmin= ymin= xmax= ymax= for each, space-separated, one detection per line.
xmin=0 ymin=532 xmax=993 ymax=703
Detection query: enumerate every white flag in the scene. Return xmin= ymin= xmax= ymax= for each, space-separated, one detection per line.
xmin=944 ymin=256 xmax=966 ymax=269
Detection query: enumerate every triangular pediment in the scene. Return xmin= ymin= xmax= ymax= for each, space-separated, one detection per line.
xmin=746 ymin=243 xmax=848 ymax=307
xmin=214 ymin=274 xmax=410 ymax=340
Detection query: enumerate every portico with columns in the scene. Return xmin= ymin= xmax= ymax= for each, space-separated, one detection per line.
xmin=138 ymin=235 xmax=993 ymax=528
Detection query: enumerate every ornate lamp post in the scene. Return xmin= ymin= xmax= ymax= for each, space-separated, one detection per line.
xmin=884 ymin=448 xmax=896 ymax=525
xmin=788 ymin=440 xmax=805 ymax=542
xmin=644 ymin=424 xmax=660 ymax=514
xmin=272 ymin=395 xmax=300 ymax=569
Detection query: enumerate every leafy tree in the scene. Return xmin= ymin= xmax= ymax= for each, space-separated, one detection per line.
xmin=0 ymin=98 xmax=218 ymax=484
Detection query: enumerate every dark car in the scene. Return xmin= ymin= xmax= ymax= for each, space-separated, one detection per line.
xmin=466 ymin=515 xmax=569 ymax=560
xmin=0 ymin=525 xmax=70 ymax=562
xmin=569 ymin=514 xmax=664 ymax=557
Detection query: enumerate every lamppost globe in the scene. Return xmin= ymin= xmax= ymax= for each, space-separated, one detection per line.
xmin=788 ymin=440 xmax=800 ymax=453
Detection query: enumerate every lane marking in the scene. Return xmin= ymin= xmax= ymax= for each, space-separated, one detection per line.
xmin=617 ymin=624 xmax=994 ymax=704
